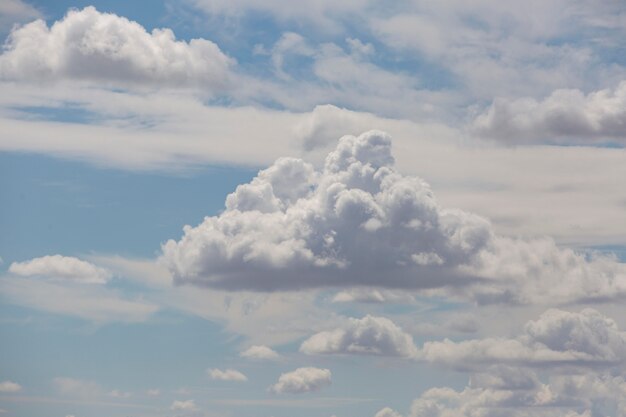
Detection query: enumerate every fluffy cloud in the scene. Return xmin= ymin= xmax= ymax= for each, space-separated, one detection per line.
xmin=0 ymin=380 xmax=21 ymax=393
xmin=473 ymin=81 xmax=626 ymax=145
xmin=269 ymin=367 xmax=332 ymax=394
xmin=300 ymin=315 xmax=418 ymax=358
xmin=375 ymin=408 xmax=404 ymax=417
xmin=9 ymin=255 xmax=111 ymax=284
xmin=0 ymin=7 xmax=232 ymax=90
xmin=420 ymin=309 xmax=626 ymax=371
xmin=208 ymin=368 xmax=248 ymax=382
xmin=161 ymin=130 xmax=626 ymax=305
xmin=240 ymin=345 xmax=280 ymax=360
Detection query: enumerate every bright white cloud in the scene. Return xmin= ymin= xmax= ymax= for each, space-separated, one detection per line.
xmin=473 ymin=81 xmax=626 ymax=145
xmin=240 ymin=345 xmax=280 ymax=360
xmin=9 ymin=255 xmax=111 ymax=284
xmin=269 ymin=367 xmax=332 ymax=394
xmin=208 ymin=368 xmax=248 ymax=382
xmin=0 ymin=380 xmax=21 ymax=393
xmin=0 ymin=6 xmax=233 ymax=90
xmin=300 ymin=315 xmax=418 ymax=358
xmin=161 ymin=130 xmax=626 ymax=305
xmin=420 ymin=308 xmax=626 ymax=371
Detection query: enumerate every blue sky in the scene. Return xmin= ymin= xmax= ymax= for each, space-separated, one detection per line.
xmin=1 ymin=1 xmax=626 ymax=417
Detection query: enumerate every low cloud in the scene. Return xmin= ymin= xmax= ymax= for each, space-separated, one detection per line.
xmin=208 ymin=368 xmax=248 ymax=382
xmin=473 ymin=81 xmax=626 ymax=145
xmin=0 ymin=7 xmax=233 ymax=90
xmin=9 ymin=255 xmax=111 ymax=284
xmin=240 ymin=345 xmax=280 ymax=360
xmin=300 ymin=315 xmax=418 ymax=358
xmin=0 ymin=380 xmax=21 ymax=393
xmin=269 ymin=367 xmax=332 ymax=394
xmin=420 ymin=308 xmax=626 ymax=371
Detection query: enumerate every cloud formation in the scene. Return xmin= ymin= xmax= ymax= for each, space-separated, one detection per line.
xmin=473 ymin=81 xmax=626 ymax=145
xmin=0 ymin=7 xmax=232 ymax=90
xmin=162 ymin=131 xmax=626 ymax=305
xmin=300 ymin=315 xmax=418 ymax=358
xmin=0 ymin=380 xmax=21 ymax=393
xmin=269 ymin=367 xmax=332 ymax=394
xmin=9 ymin=255 xmax=111 ymax=284
xmin=420 ymin=308 xmax=626 ymax=371
xmin=240 ymin=345 xmax=280 ymax=360
xmin=208 ymin=368 xmax=248 ymax=382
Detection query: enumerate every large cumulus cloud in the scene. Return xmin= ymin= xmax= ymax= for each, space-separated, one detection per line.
xmin=0 ymin=6 xmax=233 ymax=89
xmin=161 ymin=130 xmax=626 ymax=303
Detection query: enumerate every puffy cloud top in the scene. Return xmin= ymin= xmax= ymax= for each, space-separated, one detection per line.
xmin=240 ymin=345 xmax=280 ymax=360
xmin=162 ymin=130 xmax=492 ymax=291
xmin=9 ymin=255 xmax=111 ymax=284
xmin=0 ymin=6 xmax=233 ymax=89
xmin=269 ymin=367 xmax=332 ymax=394
xmin=300 ymin=315 xmax=418 ymax=357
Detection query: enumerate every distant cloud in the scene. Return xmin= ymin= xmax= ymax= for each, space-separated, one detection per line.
xmin=332 ymin=288 xmax=415 ymax=304
xmin=0 ymin=7 xmax=233 ymax=90
xmin=0 ymin=380 xmax=21 ymax=393
xmin=300 ymin=315 xmax=418 ymax=358
xmin=420 ymin=308 xmax=626 ymax=371
xmin=171 ymin=399 xmax=198 ymax=411
xmin=9 ymin=255 xmax=111 ymax=284
xmin=240 ymin=345 xmax=280 ymax=360
xmin=269 ymin=367 xmax=331 ymax=394
xmin=208 ymin=368 xmax=248 ymax=382
xmin=473 ymin=81 xmax=626 ymax=145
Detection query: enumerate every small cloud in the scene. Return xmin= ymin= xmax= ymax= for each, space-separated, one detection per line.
xmin=146 ymin=388 xmax=160 ymax=397
xmin=171 ymin=399 xmax=198 ymax=411
xmin=9 ymin=255 xmax=111 ymax=284
xmin=208 ymin=368 xmax=248 ymax=382
xmin=0 ymin=380 xmax=22 ymax=393
xmin=269 ymin=367 xmax=331 ymax=394
xmin=240 ymin=345 xmax=280 ymax=360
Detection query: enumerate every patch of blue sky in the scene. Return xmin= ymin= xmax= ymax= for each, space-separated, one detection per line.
xmin=0 ymin=152 xmax=256 ymax=265
xmin=10 ymin=104 xmax=99 ymax=124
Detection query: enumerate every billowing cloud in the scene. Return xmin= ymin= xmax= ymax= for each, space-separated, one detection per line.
xmin=208 ymin=368 xmax=248 ymax=382
xmin=473 ymin=81 xmax=626 ymax=145
xmin=300 ymin=315 xmax=418 ymax=358
xmin=9 ymin=255 xmax=111 ymax=284
xmin=0 ymin=7 xmax=232 ymax=90
xmin=0 ymin=380 xmax=21 ymax=393
xmin=240 ymin=345 xmax=280 ymax=360
xmin=269 ymin=367 xmax=332 ymax=394
xmin=420 ymin=308 xmax=626 ymax=371
xmin=161 ymin=131 xmax=626 ymax=305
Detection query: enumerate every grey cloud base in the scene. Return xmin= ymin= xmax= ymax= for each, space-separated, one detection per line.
xmin=161 ymin=131 xmax=626 ymax=304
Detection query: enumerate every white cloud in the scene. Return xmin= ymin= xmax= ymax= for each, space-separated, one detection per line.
xmin=161 ymin=130 xmax=626 ymax=305
xmin=240 ymin=345 xmax=280 ymax=360
xmin=9 ymin=255 xmax=111 ymax=284
xmin=0 ymin=6 xmax=233 ymax=90
xmin=374 ymin=407 xmax=403 ymax=417
xmin=269 ymin=367 xmax=332 ymax=394
xmin=420 ymin=308 xmax=626 ymax=371
xmin=472 ymin=81 xmax=626 ymax=145
xmin=0 ymin=380 xmax=21 ymax=393
xmin=300 ymin=315 xmax=418 ymax=358
xmin=208 ymin=368 xmax=248 ymax=382
xmin=171 ymin=399 xmax=198 ymax=411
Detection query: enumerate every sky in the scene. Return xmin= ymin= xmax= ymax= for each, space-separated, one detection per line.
xmin=0 ymin=0 xmax=626 ymax=416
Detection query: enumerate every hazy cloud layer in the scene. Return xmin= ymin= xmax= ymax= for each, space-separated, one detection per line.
xmin=0 ymin=7 xmax=233 ymax=90
xmin=269 ymin=367 xmax=332 ymax=394
xmin=300 ymin=315 xmax=418 ymax=358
